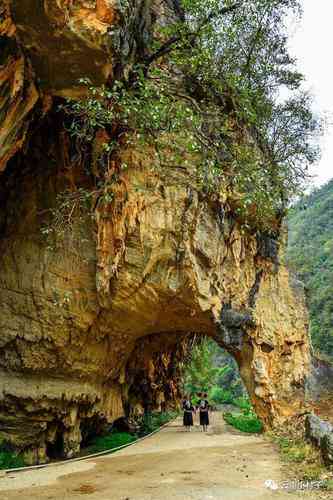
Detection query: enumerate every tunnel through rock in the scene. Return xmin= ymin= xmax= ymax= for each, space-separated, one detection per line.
xmin=0 ymin=133 xmax=311 ymax=463
xmin=0 ymin=0 xmax=312 ymax=464
xmin=0 ymin=0 xmax=325 ymax=469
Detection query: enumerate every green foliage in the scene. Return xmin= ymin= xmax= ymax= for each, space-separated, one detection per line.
xmin=41 ymin=188 xmax=96 ymax=250
xmin=61 ymin=75 xmax=198 ymax=164
xmin=269 ymin=432 xmax=331 ymax=483
xmin=86 ymin=411 xmax=177 ymax=454
xmin=49 ymin=74 xmax=200 ymax=239
xmin=184 ymin=337 xmax=246 ymax=406
xmin=273 ymin=436 xmax=309 ymax=463
xmin=232 ymin=396 xmax=252 ymax=411
xmin=184 ymin=338 xmax=234 ymax=396
xmin=208 ymin=386 xmax=233 ymax=404
xmin=87 ymin=431 xmax=136 ymax=454
xmin=60 ymin=78 xmax=117 ymax=143
xmin=0 ymin=442 xmax=25 ymax=470
xmin=287 ymin=179 xmax=333 ymax=358
xmin=223 ymin=409 xmax=263 ymax=433
xmin=322 ymin=479 xmax=333 ymax=491
xmin=58 ymin=0 xmax=322 ymax=231
xmin=268 ymin=428 xmax=333 ymax=484
xmin=137 ymin=411 xmax=179 ymax=436
xmin=158 ymin=0 xmax=322 ymax=221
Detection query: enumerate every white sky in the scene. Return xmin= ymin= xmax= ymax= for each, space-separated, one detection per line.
xmin=289 ymin=0 xmax=333 ymax=187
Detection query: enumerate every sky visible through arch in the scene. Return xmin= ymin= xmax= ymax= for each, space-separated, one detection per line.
xmin=289 ymin=0 xmax=333 ymax=188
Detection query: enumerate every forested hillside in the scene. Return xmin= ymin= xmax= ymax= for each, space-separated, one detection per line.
xmin=287 ymin=179 xmax=333 ymax=358
xmin=183 ymin=338 xmax=246 ymax=404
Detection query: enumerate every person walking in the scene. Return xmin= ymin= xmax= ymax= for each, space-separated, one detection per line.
xmin=182 ymin=396 xmax=195 ymax=431
xmin=198 ymin=393 xmax=210 ymax=432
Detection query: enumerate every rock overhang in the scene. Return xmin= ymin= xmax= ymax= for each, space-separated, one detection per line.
xmin=10 ymin=0 xmax=120 ymax=95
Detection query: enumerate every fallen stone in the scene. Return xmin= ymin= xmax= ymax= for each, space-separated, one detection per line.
xmin=321 ymin=433 xmax=333 ymax=466
xmin=305 ymin=413 xmax=333 ymax=466
xmin=305 ymin=413 xmax=333 ymax=447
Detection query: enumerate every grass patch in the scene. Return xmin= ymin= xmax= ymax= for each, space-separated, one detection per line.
xmin=271 ymin=435 xmax=314 ymax=464
xmin=232 ymin=396 xmax=252 ymax=411
xmin=137 ymin=411 xmax=178 ymax=436
xmin=268 ymin=429 xmax=333 ymax=490
xmin=322 ymin=479 xmax=333 ymax=491
xmin=86 ymin=411 xmax=178 ymax=454
xmin=0 ymin=442 xmax=25 ymax=470
xmin=87 ymin=431 xmax=137 ymax=454
xmin=223 ymin=409 xmax=263 ymax=434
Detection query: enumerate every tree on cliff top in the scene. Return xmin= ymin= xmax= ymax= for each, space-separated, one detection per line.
xmin=60 ymin=0 xmax=322 ymax=230
xmin=149 ymin=0 xmax=322 ymax=215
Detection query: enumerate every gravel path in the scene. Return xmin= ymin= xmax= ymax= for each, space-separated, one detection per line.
xmin=0 ymin=412 xmax=318 ymax=499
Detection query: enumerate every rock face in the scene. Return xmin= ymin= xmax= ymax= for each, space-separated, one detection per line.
xmin=0 ymin=0 xmax=38 ymax=172
xmin=10 ymin=0 xmax=118 ymax=93
xmin=0 ymin=0 xmax=314 ymax=463
xmin=306 ymin=356 xmax=333 ymax=400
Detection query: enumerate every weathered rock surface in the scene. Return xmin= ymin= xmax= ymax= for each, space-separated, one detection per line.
xmin=0 ymin=0 xmax=318 ymax=463
xmin=0 ymin=1 xmax=38 ymax=172
xmin=11 ymin=0 xmax=117 ymax=93
xmin=0 ymin=133 xmax=311 ymax=461
xmin=306 ymin=356 xmax=333 ymax=400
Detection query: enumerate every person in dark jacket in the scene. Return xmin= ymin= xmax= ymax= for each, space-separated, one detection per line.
xmin=182 ymin=396 xmax=195 ymax=431
xmin=198 ymin=393 xmax=210 ymax=432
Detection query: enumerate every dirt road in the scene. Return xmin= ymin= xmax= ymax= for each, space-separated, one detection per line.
xmin=0 ymin=413 xmax=317 ymax=499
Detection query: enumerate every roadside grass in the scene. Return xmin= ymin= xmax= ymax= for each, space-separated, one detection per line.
xmin=0 ymin=442 xmax=25 ymax=470
xmin=86 ymin=411 xmax=178 ymax=454
xmin=137 ymin=410 xmax=178 ymax=436
xmin=222 ymin=396 xmax=263 ymax=434
xmin=268 ymin=431 xmax=333 ymax=492
xmin=86 ymin=431 xmax=137 ymax=454
xmin=271 ymin=435 xmax=315 ymax=464
xmin=223 ymin=408 xmax=263 ymax=434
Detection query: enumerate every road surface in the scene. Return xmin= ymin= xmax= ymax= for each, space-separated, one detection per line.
xmin=0 ymin=412 xmax=317 ymax=499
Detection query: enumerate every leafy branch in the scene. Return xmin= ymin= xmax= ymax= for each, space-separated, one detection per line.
xmin=145 ymin=2 xmax=241 ymax=66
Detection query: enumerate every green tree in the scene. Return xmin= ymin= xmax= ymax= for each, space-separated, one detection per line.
xmin=184 ymin=338 xmax=231 ymax=394
xmin=183 ymin=338 xmax=241 ymax=404
xmin=143 ymin=0 xmax=322 ymax=221
xmin=58 ymin=0 xmax=322 ymax=231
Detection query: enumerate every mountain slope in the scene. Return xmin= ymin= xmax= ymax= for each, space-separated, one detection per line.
xmin=287 ymin=179 xmax=333 ymax=358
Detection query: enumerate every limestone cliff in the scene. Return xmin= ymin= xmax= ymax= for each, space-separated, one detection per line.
xmin=0 ymin=0 xmax=38 ymax=172
xmin=0 ymin=0 xmax=313 ymax=464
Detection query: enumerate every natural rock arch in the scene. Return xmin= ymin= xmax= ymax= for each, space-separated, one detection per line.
xmin=0 ymin=130 xmax=310 ymax=462
xmin=0 ymin=0 xmax=313 ymax=464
